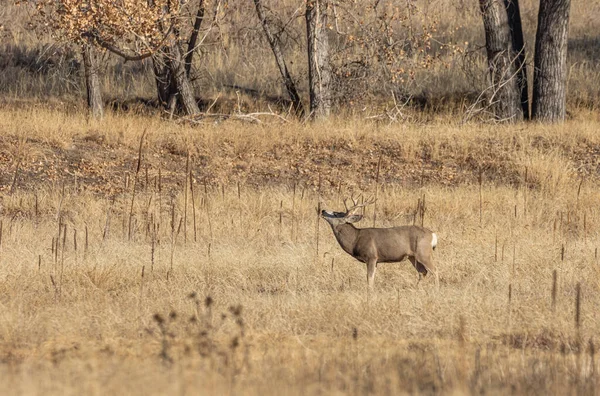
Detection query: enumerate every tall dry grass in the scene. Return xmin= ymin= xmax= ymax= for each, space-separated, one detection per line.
xmin=0 ymin=106 xmax=599 ymax=394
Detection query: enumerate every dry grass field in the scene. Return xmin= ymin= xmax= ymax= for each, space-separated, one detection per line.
xmin=0 ymin=105 xmax=600 ymax=395
xmin=1 ymin=0 xmax=600 ymax=394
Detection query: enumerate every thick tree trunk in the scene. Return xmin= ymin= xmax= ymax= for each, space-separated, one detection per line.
xmin=254 ymin=0 xmax=304 ymax=116
xmin=479 ymin=0 xmax=523 ymax=122
xmin=306 ymin=0 xmax=331 ymax=120
xmin=505 ymin=0 xmax=529 ymax=119
xmin=82 ymin=43 xmax=104 ymax=119
xmin=165 ymin=40 xmax=200 ymax=115
xmin=532 ymin=0 xmax=571 ymax=122
xmin=152 ymin=54 xmax=176 ymax=108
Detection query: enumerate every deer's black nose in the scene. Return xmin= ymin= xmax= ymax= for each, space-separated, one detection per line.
xmin=321 ymin=209 xmax=335 ymax=217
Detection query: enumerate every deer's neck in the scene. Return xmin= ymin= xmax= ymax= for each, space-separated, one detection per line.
xmin=330 ymin=223 xmax=359 ymax=256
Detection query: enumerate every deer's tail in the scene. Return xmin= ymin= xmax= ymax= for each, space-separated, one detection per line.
xmin=431 ymin=233 xmax=438 ymax=251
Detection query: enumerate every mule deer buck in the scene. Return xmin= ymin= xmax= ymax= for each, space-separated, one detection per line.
xmin=320 ymin=198 xmax=438 ymax=289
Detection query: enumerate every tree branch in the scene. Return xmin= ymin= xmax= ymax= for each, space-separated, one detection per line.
xmin=83 ymin=24 xmax=174 ymax=62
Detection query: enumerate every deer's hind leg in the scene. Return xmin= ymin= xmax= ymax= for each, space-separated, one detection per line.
xmin=409 ymin=256 xmax=428 ymax=276
xmin=408 ymin=256 xmax=427 ymax=287
xmin=415 ymin=240 xmax=439 ymax=288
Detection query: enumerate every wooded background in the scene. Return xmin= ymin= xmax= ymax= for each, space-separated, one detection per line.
xmin=0 ymin=0 xmax=597 ymax=122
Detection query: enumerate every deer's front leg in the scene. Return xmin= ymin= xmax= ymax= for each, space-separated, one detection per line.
xmin=367 ymin=259 xmax=377 ymax=290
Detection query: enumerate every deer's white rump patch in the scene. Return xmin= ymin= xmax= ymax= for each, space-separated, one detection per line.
xmin=431 ymin=233 xmax=438 ymax=250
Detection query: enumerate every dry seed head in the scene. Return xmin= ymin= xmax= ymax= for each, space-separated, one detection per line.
xmin=153 ymin=313 xmax=164 ymax=325
xmin=229 ymin=305 xmax=242 ymax=317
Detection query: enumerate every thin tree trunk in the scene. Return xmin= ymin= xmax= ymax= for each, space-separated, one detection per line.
xmin=306 ymin=0 xmax=331 ymax=120
xmin=82 ymin=43 xmax=104 ymax=119
xmin=532 ymin=0 xmax=571 ymax=122
xmin=479 ymin=0 xmax=523 ymax=122
xmin=166 ymin=40 xmax=200 ymax=115
xmin=185 ymin=0 xmax=205 ymax=77
xmin=505 ymin=0 xmax=529 ymax=119
xmin=254 ymin=0 xmax=304 ymax=116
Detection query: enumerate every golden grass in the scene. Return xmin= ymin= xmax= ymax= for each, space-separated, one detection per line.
xmin=0 ymin=106 xmax=599 ymax=394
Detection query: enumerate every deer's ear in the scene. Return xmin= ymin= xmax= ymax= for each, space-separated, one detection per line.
xmin=345 ymin=214 xmax=363 ymax=223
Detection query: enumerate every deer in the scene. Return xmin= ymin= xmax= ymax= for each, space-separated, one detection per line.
xmin=320 ymin=198 xmax=438 ymax=290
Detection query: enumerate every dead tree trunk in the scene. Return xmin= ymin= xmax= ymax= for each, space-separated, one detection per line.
xmin=254 ymin=0 xmax=304 ymax=116
xmin=82 ymin=43 xmax=104 ymax=119
xmin=479 ymin=0 xmax=523 ymax=122
xmin=505 ymin=0 xmax=529 ymax=119
xmin=306 ymin=0 xmax=331 ymax=120
xmin=532 ymin=0 xmax=571 ymax=122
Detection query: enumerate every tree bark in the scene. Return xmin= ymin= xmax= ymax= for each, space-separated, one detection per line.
xmin=532 ymin=0 xmax=571 ymax=122
xmin=152 ymin=54 xmax=175 ymax=108
xmin=82 ymin=43 xmax=104 ymax=119
xmin=254 ymin=0 xmax=304 ymax=116
xmin=165 ymin=40 xmax=200 ymax=115
xmin=185 ymin=0 xmax=205 ymax=77
xmin=505 ymin=0 xmax=529 ymax=119
xmin=479 ymin=0 xmax=523 ymax=122
xmin=306 ymin=0 xmax=331 ymax=120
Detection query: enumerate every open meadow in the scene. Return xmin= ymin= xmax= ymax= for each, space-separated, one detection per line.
xmin=2 ymin=0 xmax=600 ymax=394
xmin=0 ymin=106 xmax=600 ymax=394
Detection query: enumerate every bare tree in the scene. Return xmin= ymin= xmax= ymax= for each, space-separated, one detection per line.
xmin=532 ymin=0 xmax=571 ymax=122
xmin=81 ymin=43 xmax=104 ymax=119
xmin=478 ymin=0 xmax=572 ymax=123
xmin=479 ymin=0 xmax=523 ymax=122
xmin=306 ymin=0 xmax=331 ymax=119
xmin=253 ymin=0 xmax=304 ymax=116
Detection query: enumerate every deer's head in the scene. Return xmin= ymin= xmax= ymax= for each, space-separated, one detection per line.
xmin=320 ymin=197 xmax=374 ymax=226
xmin=320 ymin=209 xmax=363 ymax=226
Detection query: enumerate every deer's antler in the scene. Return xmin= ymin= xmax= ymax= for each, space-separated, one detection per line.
xmin=345 ymin=195 xmax=376 ymax=216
